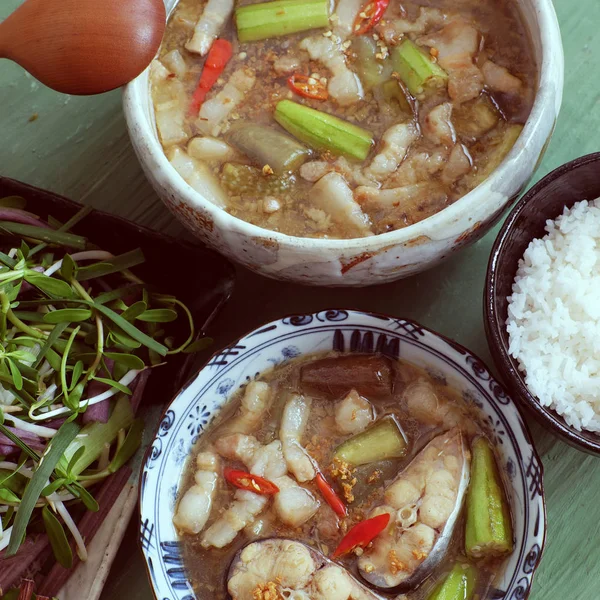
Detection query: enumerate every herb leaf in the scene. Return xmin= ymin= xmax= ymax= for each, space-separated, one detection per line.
xmin=25 ymin=275 xmax=74 ymax=299
xmin=136 ymin=309 xmax=178 ymax=323
xmin=92 ymin=377 xmax=132 ymax=395
xmin=44 ymin=309 xmax=93 ymax=324
xmin=103 ymin=352 xmax=145 ymax=370
xmin=7 ymin=421 xmax=80 ymax=556
xmin=108 ymin=419 xmax=144 ymax=473
xmin=88 ymin=302 xmax=168 ymax=356
xmin=43 ymin=505 xmax=74 ymax=568
xmin=76 ymin=249 xmax=145 ymax=282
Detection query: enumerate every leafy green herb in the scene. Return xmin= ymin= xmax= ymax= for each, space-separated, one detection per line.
xmin=43 ymin=309 xmax=93 ymax=324
xmin=103 ymin=352 xmax=145 ymax=370
xmin=24 ymin=275 xmax=74 ymax=299
xmin=108 ymin=420 xmax=144 ymax=473
xmin=137 ymin=309 xmax=178 ymax=323
xmin=92 ymin=377 xmax=132 ymax=395
xmin=0 ymin=199 xmax=205 ymax=573
xmin=76 ymin=249 xmax=145 ymax=282
xmin=43 ymin=506 xmax=73 ymax=568
xmin=0 ymin=222 xmax=87 ymax=249
xmin=7 ymin=422 xmax=80 ymax=556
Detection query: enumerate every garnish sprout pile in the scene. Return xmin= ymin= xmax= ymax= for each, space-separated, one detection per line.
xmin=0 ymin=196 xmax=203 ymax=569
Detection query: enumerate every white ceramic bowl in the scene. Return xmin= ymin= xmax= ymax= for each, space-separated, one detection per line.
xmin=124 ymin=1 xmax=564 ymax=286
xmin=139 ymin=310 xmax=546 ymax=600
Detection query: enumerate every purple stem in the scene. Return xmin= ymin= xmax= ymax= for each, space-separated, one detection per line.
xmin=0 ymin=535 xmax=50 ymax=591
xmin=0 ymin=426 xmax=45 ymax=453
xmin=0 ymin=209 xmax=52 ymax=229
xmin=131 ymin=369 xmax=151 ymax=415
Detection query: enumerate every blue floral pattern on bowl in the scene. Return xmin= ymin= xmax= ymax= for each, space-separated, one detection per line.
xmin=139 ymin=310 xmax=546 ymax=600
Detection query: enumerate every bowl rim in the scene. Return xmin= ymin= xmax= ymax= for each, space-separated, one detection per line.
xmin=137 ymin=308 xmax=547 ymax=600
xmin=123 ymin=0 xmax=564 ymax=251
xmin=485 ymin=152 xmax=600 ymax=454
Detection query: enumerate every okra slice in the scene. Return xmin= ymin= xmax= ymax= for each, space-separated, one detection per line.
xmin=428 ymin=562 xmax=477 ymax=600
xmin=334 ymin=416 xmax=407 ymax=466
xmin=235 ymin=0 xmax=330 ymax=43
xmin=274 ymin=100 xmax=374 ymax=160
xmin=465 ymin=437 xmax=514 ymax=560
xmin=392 ymin=39 xmax=448 ymax=97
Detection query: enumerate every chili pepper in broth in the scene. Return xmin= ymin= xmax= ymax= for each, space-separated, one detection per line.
xmin=224 ymin=468 xmax=280 ymax=496
xmin=332 ymin=512 xmax=390 ymax=559
xmin=288 ymin=74 xmax=329 ymax=100
xmin=189 ymin=39 xmax=233 ymax=116
xmin=315 ymin=472 xmax=347 ymax=517
xmin=354 ymin=0 xmax=391 ymax=36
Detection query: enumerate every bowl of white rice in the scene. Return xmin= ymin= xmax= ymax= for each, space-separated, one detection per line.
xmin=485 ymin=152 xmax=600 ymax=454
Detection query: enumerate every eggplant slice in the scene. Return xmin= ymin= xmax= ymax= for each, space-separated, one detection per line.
xmin=300 ymin=354 xmax=395 ymax=399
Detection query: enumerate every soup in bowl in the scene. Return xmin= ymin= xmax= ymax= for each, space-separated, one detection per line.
xmin=124 ymin=0 xmax=562 ymax=286
xmin=139 ymin=311 xmax=545 ymax=599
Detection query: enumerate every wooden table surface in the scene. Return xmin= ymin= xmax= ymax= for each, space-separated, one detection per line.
xmin=1 ymin=0 xmax=599 ymax=598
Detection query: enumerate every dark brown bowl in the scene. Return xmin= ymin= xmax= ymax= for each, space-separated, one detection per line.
xmin=485 ymin=152 xmax=600 ymax=455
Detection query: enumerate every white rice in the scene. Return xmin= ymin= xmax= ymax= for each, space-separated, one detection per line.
xmin=507 ymin=199 xmax=600 ymax=432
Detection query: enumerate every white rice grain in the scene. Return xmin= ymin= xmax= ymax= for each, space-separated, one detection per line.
xmin=507 ymin=199 xmax=600 ymax=432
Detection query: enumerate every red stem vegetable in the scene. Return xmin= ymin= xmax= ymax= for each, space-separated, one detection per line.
xmin=17 ymin=580 xmax=35 ymax=600
xmin=287 ymin=74 xmax=329 ymax=101
xmin=315 ymin=473 xmax=347 ymax=517
xmin=189 ymin=39 xmax=234 ymax=116
xmin=332 ymin=513 xmax=390 ymax=559
xmin=224 ymin=468 xmax=280 ymax=496
xmin=354 ymin=0 xmax=390 ymax=36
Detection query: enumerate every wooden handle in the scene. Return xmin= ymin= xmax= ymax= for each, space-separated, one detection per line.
xmin=0 ymin=0 xmax=166 ymax=95
xmin=0 ymin=9 xmax=19 ymax=60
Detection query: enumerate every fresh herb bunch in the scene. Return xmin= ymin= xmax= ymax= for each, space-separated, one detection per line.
xmin=0 ymin=196 xmax=205 ymax=572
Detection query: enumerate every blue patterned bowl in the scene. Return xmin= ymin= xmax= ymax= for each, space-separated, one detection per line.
xmin=139 ymin=310 xmax=546 ymax=600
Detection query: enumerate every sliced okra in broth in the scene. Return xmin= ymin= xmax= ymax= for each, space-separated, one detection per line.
xmin=427 ymin=562 xmax=477 ymax=600
xmin=465 ymin=437 xmax=514 ymax=560
xmin=235 ymin=0 xmax=331 ymax=43
xmin=300 ymin=354 xmax=395 ymax=398
xmin=274 ymin=100 xmax=374 ymax=161
xmin=334 ymin=416 xmax=407 ymax=467
xmin=392 ymin=39 xmax=449 ymax=97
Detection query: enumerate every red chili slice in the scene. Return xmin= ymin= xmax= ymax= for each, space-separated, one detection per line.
xmin=354 ymin=0 xmax=390 ymax=36
xmin=315 ymin=473 xmax=347 ymax=517
xmin=224 ymin=468 xmax=280 ymax=496
xmin=287 ymin=74 xmax=329 ymax=101
xmin=332 ymin=513 xmax=391 ymax=559
xmin=189 ymin=39 xmax=234 ymax=116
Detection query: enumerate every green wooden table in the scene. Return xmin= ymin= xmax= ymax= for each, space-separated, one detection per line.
xmin=1 ymin=0 xmax=599 ymax=597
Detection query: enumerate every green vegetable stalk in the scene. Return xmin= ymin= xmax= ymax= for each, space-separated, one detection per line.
xmin=275 ymin=100 xmax=374 ymax=161
xmin=465 ymin=437 xmax=514 ymax=560
xmin=60 ymin=396 xmax=135 ymax=477
xmin=392 ymin=39 xmax=448 ymax=96
xmin=334 ymin=416 xmax=407 ymax=466
xmin=228 ymin=124 xmax=310 ymax=174
xmin=236 ymin=0 xmax=330 ymax=43
xmin=427 ymin=562 xmax=477 ymax=600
